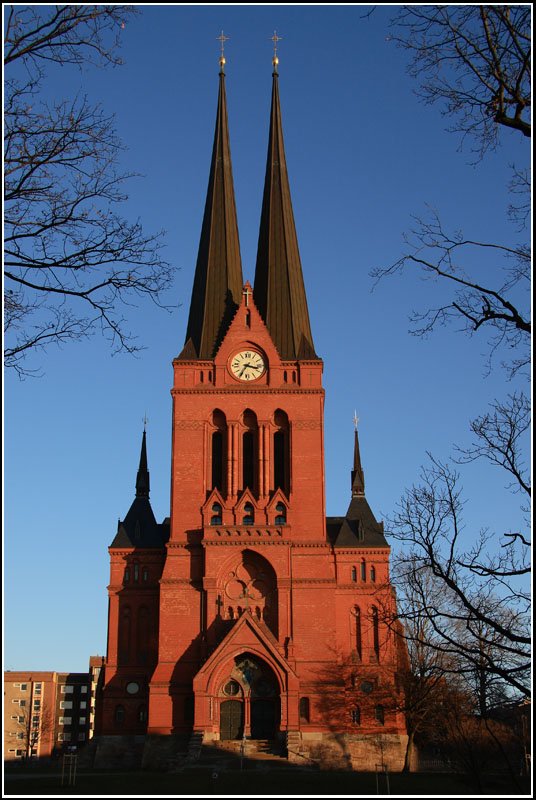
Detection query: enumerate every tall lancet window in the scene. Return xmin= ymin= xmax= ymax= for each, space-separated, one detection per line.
xmin=372 ymin=606 xmax=380 ymax=661
xmin=211 ymin=410 xmax=227 ymax=493
xmin=273 ymin=409 xmax=290 ymax=495
xmin=242 ymin=410 xmax=258 ymax=493
xmin=354 ymin=606 xmax=362 ymax=661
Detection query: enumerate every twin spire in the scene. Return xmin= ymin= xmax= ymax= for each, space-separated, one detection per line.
xmin=182 ymin=59 xmax=316 ymax=361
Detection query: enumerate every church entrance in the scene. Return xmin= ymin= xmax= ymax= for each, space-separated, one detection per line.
xmin=218 ymin=654 xmax=281 ymax=740
xmin=220 ymin=699 xmax=244 ymax=740
xmin=251 ymin=697 xmax=280 ymax=739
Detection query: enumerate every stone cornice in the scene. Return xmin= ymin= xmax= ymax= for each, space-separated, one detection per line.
xmin=171 ymin=388 xmax=324 ymax=396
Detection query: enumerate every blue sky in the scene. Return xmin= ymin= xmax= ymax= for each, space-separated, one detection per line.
xmin=4 ymin=5 xmax=530 ymax=672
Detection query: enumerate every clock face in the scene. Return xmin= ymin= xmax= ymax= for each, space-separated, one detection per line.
xmin=126 ymin=681 xmax=140 ymax=695
xmin=230 ymin=350 xmax=266 ymax=382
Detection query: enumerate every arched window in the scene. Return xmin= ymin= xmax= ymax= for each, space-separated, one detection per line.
xmin=275 ymin=502 xmax=287 ymax=525
xmin=273 ymin=410 xmax=290 ymax=495
xmin=211 ymin=411 xmax=227 ymax=493
xmin=123 ymin=567 xmax=130 ymax=584
xmin=211 ymin=502 xmax=222 ymax=526
xmin=242 ymin=410 xmax=258 ymax=493
xmin=133 ymin=562 xmax=139 ymax=582
xmin=370 ymin=565 xmax=376 ymax=583
xmin=355 ymin=606 xmax=362 ymax=660
xmin=138 ymin=705 xmax=147 ymax=723
xmin=299 ymin=697 xmax=310 ymax=723
xmin=360 ymin=559 xmax=366 ymax=581
xmin=351 ymin=566 xmax=357 ymax=582
xmin=351 ymin=707 xmax=361 ymax=725
xmin=115 ymin=705 xmax=125 ymax=725
xmin=372 ymin=606 xmax=380 ymax=661
xmin=142 ymin=567 xmax=149 ymax=582
xmin=375 ymin=705 xmax=385 ymax=725
xmin=243 ymin=503 xmax=254 ymax=526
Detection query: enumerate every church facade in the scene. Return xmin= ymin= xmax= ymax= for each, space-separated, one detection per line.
xmin=97 ymin=59 xmax=408 ymax=770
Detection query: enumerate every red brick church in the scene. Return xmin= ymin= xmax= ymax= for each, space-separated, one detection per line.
xmin=96 ymin=56 xmax=408 ymax=769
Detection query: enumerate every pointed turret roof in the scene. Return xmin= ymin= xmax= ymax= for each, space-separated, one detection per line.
xmin=351 ymin=426 xmax=365 ymax=496
xmin=181 ymin=69 xmax=243 ymax=359
xmin=254 ymin=70 xmax=316 ymax=360
xmin=110 ymin=429 xmax=167 ymax=549
xmin=327 ymin=425 xmax=388 ymax=549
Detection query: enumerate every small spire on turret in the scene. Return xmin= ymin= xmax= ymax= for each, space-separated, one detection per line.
xmin=351 ymin=412 xmax=365 ymax=496
xmin=136 ymin=426 xmax=150 ymax=499
xmin=217 ymin=29 xmax=229 ymax=73
xmin=271 ymin=30 xmax=282 ymax=73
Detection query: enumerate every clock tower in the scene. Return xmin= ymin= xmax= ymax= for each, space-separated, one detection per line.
xmin=98 ymin=57 xmax=408 ymax=771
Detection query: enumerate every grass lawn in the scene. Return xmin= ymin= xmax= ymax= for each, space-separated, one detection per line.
xmin=3 ymin=767 xmax=530 ymax=796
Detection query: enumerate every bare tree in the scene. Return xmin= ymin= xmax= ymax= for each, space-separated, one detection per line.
xmin=370 ymin=210 xmax=530 ymax=379
xmin=389 ymin=457 xmax=530 ymax=701
xmin=4 ymin=6 xmax=173 ymax=376
xmin=389 ymin=6 xmax=531 ymax=156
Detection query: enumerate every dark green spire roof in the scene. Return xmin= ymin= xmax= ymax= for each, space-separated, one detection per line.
xmin=254 ymin=72 xmax=316 ymax=360
xmin=110 ymin=429 xmax=167 ymax=549
xmin=182 ymin=70 xmax=244 ymax=359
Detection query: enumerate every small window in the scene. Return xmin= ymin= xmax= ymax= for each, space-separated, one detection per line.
xmin=60 ymin=701 xmax=72 ymax=710
xmin=142 ymin=568 xmax=149 ymax=582
xmin=80 ymin=701 xmax=87 ymax=710
xmin=33 ymin=699 xmax=41 ymax=709
xmin=299 ymin=697 xmax=310 ymax=723
xmin=375 ymin=705 xmax=385 ymax=725
xmin=79 ymin=717 xmax=86 ymax=725
xmin=138 ymin=705 xmax=148 ymax=723
xmin=78 ymin=733 xmax=86 ymax=741
xmin=124 ymin=567 xmax=130 ymax=583
xmin=81 ymin=686 xmax=88 ymax=694
xmin=370 ymin=565 xmax=376 ymax=583
xmin=275 ymin=502 xmax=287 ymax=525
xmin=351 ymin=566 xmax=357 ymax=582
xmin=20 ymin=683 xmax=28 ymax=691
xmin=211 ymin=503 xmax=222 ymax=526
xmin=34 ymin=683 xmax=42 ymax=694
xmin=133 ymin=563 xmax=139 ymax=582
xmin=351 ymin=707 xmax=361 ymax=725
xmin=61 ymin=686 xmax=74 ymax=694
xmin=243 ymin=503 xmax=254 ymax=526
xmin=17 ymin=732 xmax=24 ymax=740
xmin=115 ymin=705 xmax=125 ymax=725
xmin=59 ymin=717 xmax=72 ymax=725
xmin=361 ymin=560 xmax=366 ymax=581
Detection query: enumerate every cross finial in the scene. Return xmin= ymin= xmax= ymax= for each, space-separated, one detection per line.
xmin=217 ymin=30 xmax=229 ymax=72
xmin=353 ymin=410 xmax=359 ymax=431
xmin=143 ymin=413 xmax=149 ymax=432
xmin=271 ymin=30 xmax=282 ymax=71
xmin=243 ymin=284 xmax=253 ymax=307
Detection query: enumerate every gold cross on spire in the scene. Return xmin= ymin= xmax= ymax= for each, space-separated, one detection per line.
xmin=271 ymin=30 xmax=282 ymax=71
xmin=217 ymin=30 xmax=229 ymax=71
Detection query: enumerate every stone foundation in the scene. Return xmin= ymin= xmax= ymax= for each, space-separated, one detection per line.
xmin=92 ymin=735 xmax=146 ymax=769
xmin=141 ymin=734 xmax=191 ymax=771
xmin=288 ymin=732 xmax=408 ymax=772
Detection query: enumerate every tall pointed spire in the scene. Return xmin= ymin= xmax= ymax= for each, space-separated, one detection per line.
xmin=254 ymin=62 xmax=316 ymax=360
xmin=351 ymin=415 xmax=365 ymax=496
xmin=136 ymin=428 xmax=150 ymax=498
xmin=182 ymin=58 xmax=243 ymax=359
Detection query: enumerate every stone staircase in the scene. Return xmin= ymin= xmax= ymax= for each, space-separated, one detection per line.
xmin=185 ymin=737 xmax=293 ymax=771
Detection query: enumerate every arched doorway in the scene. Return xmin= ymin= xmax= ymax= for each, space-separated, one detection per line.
xmin=218 ymin=655 xmax=280 ymax=740
xmin=220 ymin=699 xmax=244 ymax=740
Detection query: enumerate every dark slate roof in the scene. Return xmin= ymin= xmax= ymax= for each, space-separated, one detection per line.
xmin=111 ymin=498 xmax=167 ymax=549
xmin=109 ymin=429 xmax=168 ymax=549
xmin=328 ymin=495 xmax=389 ymax=549
xmin=182 ymin=71 xmax=244 ymax=359
xmin=254 ymin=72 xmax=317 ymax=360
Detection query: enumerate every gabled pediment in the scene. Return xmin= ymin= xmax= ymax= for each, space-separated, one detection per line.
xmin=193 ymin=611 xmax=298 ymax=694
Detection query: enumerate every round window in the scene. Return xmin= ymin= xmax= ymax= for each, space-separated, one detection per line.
xmin=126 ymin=682 xmax=140 ymax=695
xmin=223 ymin=680 xmax=240 ymax=696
